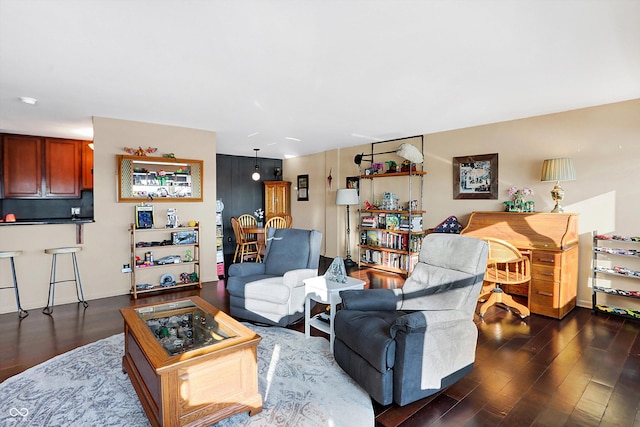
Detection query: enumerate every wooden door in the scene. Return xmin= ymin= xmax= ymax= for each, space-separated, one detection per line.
xmin=45 ymin=138 xmax=80 ymax=198
xmin=2 ymin=134 xmax=43 ymax=198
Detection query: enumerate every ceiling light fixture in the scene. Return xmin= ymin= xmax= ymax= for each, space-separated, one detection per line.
xmin=251 ymin=148 xmax=261 ymax=181
xmin=285 ymin=137 xmax=301 ymax=142
xmin=19 ymin=96 xmax=38 ymax=105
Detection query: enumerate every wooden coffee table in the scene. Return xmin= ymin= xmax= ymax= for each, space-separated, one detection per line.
xmin=120 ymin=296 xmax=262 ymax=427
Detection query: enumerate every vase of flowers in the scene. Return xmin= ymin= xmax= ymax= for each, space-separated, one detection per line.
xmin=506 ymin=186 xmax=534 ymax=212
xmin=254 ymin=208 xmax=264 ymax=227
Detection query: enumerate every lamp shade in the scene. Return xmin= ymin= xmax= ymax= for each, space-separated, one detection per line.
xmin=336 ymin=188 xmax=359 ymax=205
xmin=541 ymin=158 xmax=576 ymax=182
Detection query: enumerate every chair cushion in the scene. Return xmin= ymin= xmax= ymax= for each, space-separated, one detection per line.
xmin=334 ymin=309 xmax=405 ymax=373
xmin=264 ymin=228 xmax=311 ymax=275
xmin=226 ymin=274 xmax=277 ymax=298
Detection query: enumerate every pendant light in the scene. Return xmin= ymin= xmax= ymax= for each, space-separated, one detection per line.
xmin=251 ymin=148 xmax=261 ymax=181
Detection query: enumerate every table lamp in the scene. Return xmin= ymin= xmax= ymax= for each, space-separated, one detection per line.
xmin=540 ymin=158 xmax=576 ymax=213
xmin=336 ymin=188 xmax=359 ymax=267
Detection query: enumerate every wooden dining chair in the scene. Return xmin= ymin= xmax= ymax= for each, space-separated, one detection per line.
xmin=259 ymin=216 xmax=288 ymax=255
xmin=478 ymin=237 xmax=530 ymax=319
xmin=231 ymin=217 xmax=260 ymax=263
xmin=283 ymin=214 xmax=293 ymax=228
xmin=237 ymin=214 xmax=258 ymax=240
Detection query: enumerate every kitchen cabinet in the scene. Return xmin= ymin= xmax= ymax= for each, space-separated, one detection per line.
xmin=44 ymin=138 xmax=80 ymax=198
xmin=2 ymin=134 xmax=81 ymax=199
xmin=264 ymin=181 xmax=291 ymax=220
xmin=2 ymin=134 xmax=42 ymax=198
xmin=81 ymin=141 xmax=93 ymax=190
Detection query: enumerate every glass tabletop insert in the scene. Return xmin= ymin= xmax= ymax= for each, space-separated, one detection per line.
xmin=135 ymin=299 xmax=237 ymax=356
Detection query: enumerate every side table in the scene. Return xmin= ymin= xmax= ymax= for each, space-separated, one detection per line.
xmin=304 ymin=275 xmax=365 ymax=352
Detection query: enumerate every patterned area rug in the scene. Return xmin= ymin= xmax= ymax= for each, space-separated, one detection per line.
xmin=0 ymin=324 xmax=373 ymax=426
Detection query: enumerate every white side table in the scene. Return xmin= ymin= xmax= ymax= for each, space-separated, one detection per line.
xmin=304 ymin=275 xmax=365 ymax=352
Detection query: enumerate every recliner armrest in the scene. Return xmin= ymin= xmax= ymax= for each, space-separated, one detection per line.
xmin=339 ymin=289 xmax=401 ymax=311
xmin=390 ymin=311 xmax=427 ymax=337
xmin=228 ymin=262 xmax=267 ymax=277
xmin=391 ymin=309 xmax=470 ymax=337
xmin=282 ymin=268 xmax=318 ymax=287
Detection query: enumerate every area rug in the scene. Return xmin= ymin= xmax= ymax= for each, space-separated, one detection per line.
xmin=0 ymin=324 xmax=373 ymax=426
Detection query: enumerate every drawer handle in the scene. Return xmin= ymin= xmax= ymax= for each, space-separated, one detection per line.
xmin=537 ymin=291 xmax=553 ymax=297
xmin=539 ymin=272 xmax=555 ymax=277
xmin=180 ymin=374 xmax=189 ymax=381
xmin=538 ymin=258 xmax=555 ymax=263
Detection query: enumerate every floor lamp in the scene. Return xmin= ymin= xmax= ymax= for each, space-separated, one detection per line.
xmin=336 ymin=188 xmax=359 ymax=267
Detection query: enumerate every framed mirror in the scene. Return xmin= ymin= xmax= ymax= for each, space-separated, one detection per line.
xmin=117 ymin=155 xmax=203 ymax=202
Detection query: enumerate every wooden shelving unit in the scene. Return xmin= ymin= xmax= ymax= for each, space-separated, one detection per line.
xmin=129 ymin=224 xmax=201 ymax=298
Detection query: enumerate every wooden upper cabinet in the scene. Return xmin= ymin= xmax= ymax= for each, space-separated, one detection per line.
xmin=81 ymin=141 xmax=94 ymax=190
xmin=264 ymin=181 xmax=291 ymax=220
xmin=2 ymin=134 xmax=43 ymax=198
xmin=1 ymin=134 xmax=82 ymax=199
xmin=45 ymin=138 xmax=80 ymax=198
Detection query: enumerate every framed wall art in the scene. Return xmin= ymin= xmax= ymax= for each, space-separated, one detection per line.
xmin=346 ymin=176 xmax=360 ymax=194
xmin=452 ymin=153 xmax=498 ymax=199
xmin=297 ymin=174 xmax=309 ymax=201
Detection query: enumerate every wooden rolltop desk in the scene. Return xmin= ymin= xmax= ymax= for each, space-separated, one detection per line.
xmin=462 ymin=212 xmax=579 ymax=319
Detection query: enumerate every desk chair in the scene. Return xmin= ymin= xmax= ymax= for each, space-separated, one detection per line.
xmin=479 ymin=237 xmax=530 ymax=319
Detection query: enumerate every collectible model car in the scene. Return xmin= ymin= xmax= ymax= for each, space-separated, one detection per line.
xmin=155 ymin=255 xmax=181 ymax=265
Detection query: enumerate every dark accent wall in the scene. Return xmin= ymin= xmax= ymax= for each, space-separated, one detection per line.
xmin=216 ymin=154 xmax=283 ymax=256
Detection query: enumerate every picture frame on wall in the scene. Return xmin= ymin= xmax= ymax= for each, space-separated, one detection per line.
xmin=346 ymin=176 xmax=360 ymax=195
xmin=297 ymin=174 xmax=309 ymax=201
xmin=452 ymin=153 xmax=498 ymax=199
xmin=135 ymin=205 xmax=155 ymax=229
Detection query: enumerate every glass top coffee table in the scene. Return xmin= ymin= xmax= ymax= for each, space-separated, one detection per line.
xmin=120 ymin=296 xmax=262 ymax=426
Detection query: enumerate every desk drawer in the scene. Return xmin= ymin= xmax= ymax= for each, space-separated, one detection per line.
xmin=531 ymin=251 xmax=562 ymax=267
xmin=530 ymin=279 xmax=560 ymax=317
xmin=531 ymin=264 xmax=561 ymax=282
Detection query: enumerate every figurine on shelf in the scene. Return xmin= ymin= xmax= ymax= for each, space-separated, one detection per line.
xmin=385 ymin=160 xmax=398 ymax=173
xmin=371 ymin=162 xmax=384 ymax=174
xmin=364 ymin=200 xmax=375 ymax=210
xmin=400 ymin=160 xmax=417 ymax=172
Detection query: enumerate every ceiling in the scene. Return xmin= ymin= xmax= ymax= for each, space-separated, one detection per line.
xmin=1 ymin=1 xmax=639 ymax=160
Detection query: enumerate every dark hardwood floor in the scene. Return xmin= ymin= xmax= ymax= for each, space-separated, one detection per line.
xmin=1 ymin=264 xmax=639 ymax=426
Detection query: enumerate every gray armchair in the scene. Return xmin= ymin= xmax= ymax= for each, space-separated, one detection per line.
xmin=226 ymin=227 xmax=322 ymax=326
xmin=333 ymin=233 xmax=488 ymax=406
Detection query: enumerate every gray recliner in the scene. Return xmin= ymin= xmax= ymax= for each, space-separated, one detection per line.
xmin=226 ymin=227 xmax=322 ymax=326
xmin=333 ymin=233 xmax=488 ymax=406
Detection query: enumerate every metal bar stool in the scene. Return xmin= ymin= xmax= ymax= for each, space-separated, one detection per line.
xmin=43 ymin=246 xmax=89 ymax=315
xmin=0 ymin=250 xmax=28 ymax=319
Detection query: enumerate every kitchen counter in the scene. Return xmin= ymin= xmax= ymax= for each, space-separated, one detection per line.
xmin=0 ymin=218 xmax=94 ymax=226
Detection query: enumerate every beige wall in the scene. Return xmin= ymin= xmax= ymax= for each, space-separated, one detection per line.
xmin=4 ymin=100 xmax=637 ymax=315
xmin=0 ymin=117 xmax=217 ymax=314
xmin=285 ymin=99 xmax=640 ymax=311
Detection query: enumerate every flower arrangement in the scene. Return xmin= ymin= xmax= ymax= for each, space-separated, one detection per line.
xmin=505 ymin=186 xmax=535 ymax=212
xmin=254 ymin=208 xmax=264 ymax=221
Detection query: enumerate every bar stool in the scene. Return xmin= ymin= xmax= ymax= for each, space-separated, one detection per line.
xmin=0 ymin=250 xmax=28 ymax=319
xmin=43 ymin=246 xmax=89 ymax=315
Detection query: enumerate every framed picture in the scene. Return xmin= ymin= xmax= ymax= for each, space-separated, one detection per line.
xmin=297 ymin=174 xmax=309 ymax=201
xmin=135 ymin=205 xmax=154 ymax=229
xmin=453 ymin=153 xmax=498 ymax=199
xmin=346 ymin=176 xmax=359 ymax=194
